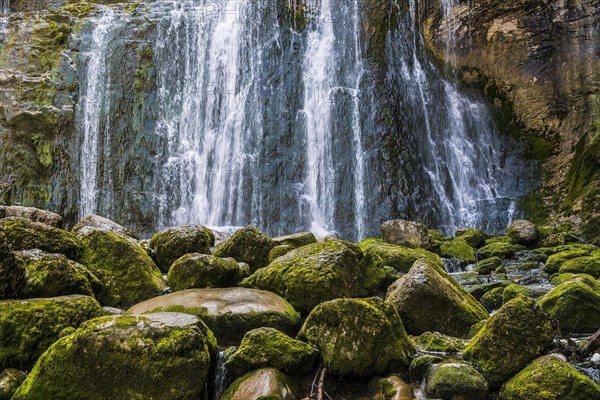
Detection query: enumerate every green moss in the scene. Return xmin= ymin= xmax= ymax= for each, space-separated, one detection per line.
xmin=543 ymin=249 xmax=592 ymax=274
xmin=59 ymin=3 xmax=94 ymax=18
xmin=456 ymin=228 xmax=486 ymax=248
xmin=12 ymin=313 xmax=217 ymax=400
xmin=550 ymin=273 xmax=600 ymax=291
xmin=167 ymin=254 xmax=239 ymax=291
xmin=149 ymin=226 xmax=214 ymax=273
xmin=0 ymin=368 xmax=26 ymax=400
xmin=362 ymin=241 xmax=442 ymax=273
xmin=298 ymin=298 xmax=415 ymax=377
xmin=221 ymin=368 xmax=299 ymax=400
xmin=414 ymin=332 xmax=467 ymax=354
xmin=0 ymin=295 xmax=103 ymax=371
xmin=474 ymin=256 xmax=501 ymax=275
xmin=467 ymin=320 xmax=487 ymax=339
xmin=477 ymin=240 xmax=525 ymax=260
xmin=224 ymin=327 xmax=318 ymax=377
xmin=0 ymin=232 xmax=26 ymax=300
xmin=558 ymin=256 xmax=600 ymax=278
xmin=213 ymin=226 xmax=275 ymax=273
xmin=268 ymin=245 xmax=295 ymax=263
xmin=272 ymin=232 xmax=317 ymax=248
xmin=502 ymin=284 xmax=534 ymax=304
xmin=481 ymin=286 xmax=504 ymax=311
xmin=241 ymin=240 xmax=385 ymax=313
xmin=426 ymin=363 xmax=489 ymax=400
xmin=409 ymin=355 xmax=443 ymax=382
xmin=462 ymin=297 xmax=555 ymax=388
xmin=500 ymin=355 xmax=600 ymax=400
xmin=538 ymin=279 xmax=600 ymax=334
xmin=467 ymin=280 xmax=511 ymax=300
xmin=440 ymin=239 xmax=476 ymax=263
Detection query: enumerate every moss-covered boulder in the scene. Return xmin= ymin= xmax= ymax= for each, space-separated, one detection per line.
xmin=361 ymin=241 xmax=441 ymax=273
xmin=224 ymin=327 xmax=318 ymax=377
xmin=149 ymin=225 xmax=215 ymax=273
xmin=0 ymin=368 xmax=26 ymax=400
xmin=167 ymin=253 xmax=240 ymax=291
xmin=0 ymin=206 xmax=62 ymax=228
xmin=440 ymin=239 xmax=476 ymax=263
xmin=414 ymin=332 xmax=467 ymax=354
xmin=0 ymin=295 xmax=103 ymax=370
xmin=477 ymin=240 xmax=525 ymax=260
xmin=481 ymin=286 xmax=505 ymax=311
xmin=16 ymin=249 xmax=99 ymax=298
xmin=456 ymin=228 xmax=486 ymax=248
xmin=380 ymin=219 xmax=432 ymax=249
xmin=368 ymin=375 xmax=413 ymax=400
xmin=542 ymin=248 xmax=591 ymax=274
xmin=298 ymin=298 xmax=415 ymax=377
xmin=467 ymin=280 xmax=511 ymax=300
xmin=538 ymin=277 xmax=600 ymax=334
xmin=551 ymin=272 xmax=600 ymax=290
xmin=474 ymin=256 xmax=501 ymax=275
xmin=127 ymin=288 xmax=300 ymax=345
xmin=241 ymin=240 xmax=385 ymax=312
xmin=506 ymin=220 xmax=539 ymax=244
xmin=213 ymin=226 xmax=275 ymax=272
xmin=12 ymin=313 xmax=217 ymax=400
xmin=386 ymin=259 xmax=488 ymax=337
xmin=0 ymin=218 xmax=81 ymax=259
xmin=0 ymin=232 xmax=25 ymax=300
xmin=409 ymin=355 xmax=444 ymax=382
xmin=425 ymin=362 xmax=489 ymax=400
xmin=499 ymin=355 xmax=600 ymax=400
xmin=502 ymin=283 xmax=534 ymax=304
xmin=268 ymin=244 xmax=295 ymax=263
xmin=221 ymin=368 xmax=299 ymax=400
xmin=462 ymin=297 xmax=555 ymax=388
xmin=272 ymin=232 xmax=317 ymax=248
xmin=72 ymin=215 xmax=138 ymax=240
xmin=77 ymin=229 xmax=165 ymax=307
xmin=559 ymin=256 xmax=600 ymax=278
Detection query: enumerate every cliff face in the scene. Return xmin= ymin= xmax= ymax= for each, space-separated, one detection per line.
xmin=421 ymin=0 xmax=600 ymax=225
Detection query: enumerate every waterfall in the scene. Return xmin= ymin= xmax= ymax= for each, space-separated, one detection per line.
xmin=301 ymin=0 xmax=366 ymax=238
xmin=77 ymin=8 xmax=117 ymax=218
xmin=1 ymin=0 xmax=9 ymax=15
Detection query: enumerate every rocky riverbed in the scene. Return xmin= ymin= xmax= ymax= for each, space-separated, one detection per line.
xmin=0 ymin=205 xmax=599 ymax=399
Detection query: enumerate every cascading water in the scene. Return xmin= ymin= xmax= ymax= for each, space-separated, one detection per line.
xmin=77 ymin=7 xmax=118 ymax=218
xmin=1 ymin=0 xmax=8 ymax=15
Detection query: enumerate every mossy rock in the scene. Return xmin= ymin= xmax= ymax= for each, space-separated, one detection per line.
xmin=0 ymin=232 xmax=25 ymax=300
xmin=550 ymin=273 xmax=600 ymax=290
xmin=474 ymin=256 xmax=501 ymax=275
xmin=558 ymin=256 xmax=600 ymax=278
xmin=298 ymin=298 xmax=415 ymax=377
xmin=499 ymin=355 xmax=600 ymax=400
xmin=467 ymin=319 xmax=487 ymax=338
xmin=224 ymin=327 xmax=318 ymax=378
xmin=380 ymin=219 xmax=432 ymax=249
xmin=508 ymin=261 xmax=540 ymax=272
xmin=241 ymin=240 xmax=385 ymax=313
xmin=12 ymin=313 xmax=217 ymax=400
xmin=467 ymin=280 xmax=511 ymax=300
xmin=440 ymin=238 xmax=476 ymax=263
xmin=428 ymin=229 xmax=447 ymax=253
xmin=0 ymin=368 xmax=26 ymax=400
xmin=127 ymin=288 xmax=301 ymax=345
xmin=462 ymin=297 xmax=555 ymax=388
xmin=481 ymin=286 xmax=504 ymax=311
xmin=409 ymin=355 xmax=443 ymax=383
xmin=456 ymin=228 xmax=486 ymax=248
xmin=72 ymin=215 xmax=138 ymax=241
xmin=506 ymin=219 xmax=539 ymax=244
xmin=221 ymin=368 xmax=299 ymax=400
xmin=543 ymin=249 xmax=591 ymax=274
xmin=477 ymin=240 xmax=525 ymax=260
xmin=268 ymin=244 xmax=295 ymax=263
xmin=425 ymin=362 xmax=489 ymax=400
xmin=0 ymin=295 xmax=103 ymax=371
xmin=414 ymin=332 xmax=467 ymax=354
xmin=502 ymin=284 xmax=534 ymax=304
xmin=167 ymin=253 xmax=240 ymax=291
xmin=0 ymin=206 xmax=62 ymax=228
xmin=386 ymin=259 xmax=488 ymax=337
xmin=213 ymin=226 xmax=275 ymax=272
xmin=361 ymin=241 xmax=441 ymax=273
xmin=16 ymin=249 xmax=100 ymax=298
xmin=272 ymin=232 xmax=317 ymax=248
xmin=149 ymin=225 xmax=215 ymax=273
xmin=538 ymin=277 xmax=600 ymax=334
xmin=0 ymin=218 xmax=81 ymax=259
xmin=368 ymin=375 xmax=413 ymax=400
xmin=77 ymin=229 xmax=165 ymax=307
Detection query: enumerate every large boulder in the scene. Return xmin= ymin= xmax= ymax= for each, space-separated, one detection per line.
xmin=0 ymin=206 xmax=63 ymax=228
xmin=298 ymin=298 xmax=415 ymax=377
xmin=77 ymin=229 xmax=166 ymax=307
xmin=500 ymin=355 xmax=600 ymax=400
xmin=241 ymin=240 xmax=385 ymax=312
xmin=360 ymin=241 xmax=441 ymax=273
xmin=386 ymin=259 xmax=489 ymax=337
xmin=224 ymin=327 xmax=318 ymax=377
xmin=0 ymin=295 xmax=103 ymax=370
xmin=149 ymin=225 xmax=215 ymax=273
xmin=506 ymin=220 xmax=539 ymax=244
xmin=425 ymin=362 xmax=489 ymax=400
xmin=12 ymin=313 xmax=217 ymax=400
xmin=542 ymin=248 xmax=592 ymax=274
xmin=440 ymin=238 xmax=476 ymax=264
xmin=221 ymin=368 xmax=299 ymax=400
xmin=167 ymin=253 xmax=240 ymax=291
xmin=0 ymin=368 xmax=26 ymax=400
xmin=463 ymin=297 xmax=555 ymax=388
xmin=127 ymin=288 xmax=300 ymax=345
xmin=272 ymin=232 xmax=317 ymax=248
xmin=213 ymin=226 xmax=275 ymax=272
xmin=538 ymin=276 xmax=600 ymax=334
xmin=0 ymin=218 xmax=81 ymax=259
xmin=477 ymin=239 xmax=525 ymax=260
xmin=72 ymin=215 xmax=138 ymax=240
xmin=456 ymin=228 xmax=486 ymax=248
xmin=16 ymin=249 xmax=99 ymax=298
xmin=380 ymin=219 xmax=432 ymax=249
xmin=0 ymin=232 xmax=25 ymax=300
xmin=414 ymin=332 xmax=467 ymax=354
xmin=559 ymin=256 xmax=600 ymax=278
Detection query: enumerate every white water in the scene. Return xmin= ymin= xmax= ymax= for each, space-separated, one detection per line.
xmin=78 ymin=8 xmax=116 ymax=217
xmin=1 ymin=0 xmax=9 ymax=15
